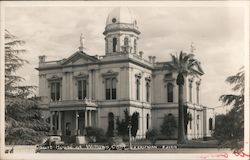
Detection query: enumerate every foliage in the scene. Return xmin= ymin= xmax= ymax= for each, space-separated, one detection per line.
xmin=86 ymin=127 xmax=105 ymax=142
xmin=160 ymin=114 xmax=177 ymax=139
xmin=106 ymin=115 xmax=115 ymax=138
xmin=131 ymin=112 xmax=139 ymax=137
xmin=5 ymin=29 xmax=36 ymax=98
xmin=108 ymin=136 xmax=124 ymax=147
xmin=116 ymin=109 xmax=139 ymax=138
xmin=146 ymin=129 xmax=158 ymax=145
xmin=116 ymin=109 xmax=130 ymax=137
xmin=5 ymin=97 xmax=50 ymax=145
xmin=5 ymin=30 xmax=49 ymax=145
xmin=165 ymin=51 xmax=204 ymax=79
xmin=214 ymin=68 xmax=244 ymax=151
xmin=165 ymin=51 xmax=203 ymax=144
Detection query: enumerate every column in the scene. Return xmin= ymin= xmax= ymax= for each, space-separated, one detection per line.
xmin=58 ymin=111 xmax=62 ymax=135
xmin=88 ymin=110 xmax=92 ymax=126
xmin=88 ymin=70 xmax=92 ymax=100
xmin=50 ymin=112 xmax=53 ymax=134
xmin=85 ymin=110 xmax=88 ymax=127
xmin=75 ymin=110 xmax=79 ymax=136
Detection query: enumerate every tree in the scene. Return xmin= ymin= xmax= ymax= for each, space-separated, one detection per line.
xmin=214 ymin=68 xmax=244 ymax=150
xmin=160 ymin=114 xmax=177 ymax=139
xmin=131 ymin=112 xmax=139 ymax=138
xmin=116 ymin=109 xmax=130 ymax=137
xmin=165 ymin=51 xmax=204 ymax=144
xmin=116 ymin=110 xmax=139 ymax=138
xmin=5 ymin=30 xmax=49 ymax=145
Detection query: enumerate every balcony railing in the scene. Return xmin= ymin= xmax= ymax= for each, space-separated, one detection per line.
xmin=49 ymin=98 xmax=97 ymax=107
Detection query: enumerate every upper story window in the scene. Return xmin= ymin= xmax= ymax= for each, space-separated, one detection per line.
xmin=134 ymin=39 xmax=137 ymax=54
xmin=106 ymin=78 xmax=117 ymax=100
xmin=146 ymin=82 xmax=150 ymax=102
xmin=189 ymin=80 xmax=193 ymax=102
xmin=50 ymin=81 xmax=61 ymax=101
xmin=167 ymin=83 xmax=174 ymax=102
xmin=136 ymin=79 xmax=140 ymax=101
xmin=78 ymin=79 xmax=87 ymax=100
xmin=113 ymin=37 xmax=117 ymax=52
xmin=105 ymin=39 xmax=108 ymax=53
xmin=196 ymin=83 xmax=200 ymax=104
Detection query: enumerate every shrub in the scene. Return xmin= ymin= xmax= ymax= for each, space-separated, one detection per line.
xmin=86 ymin=127 xmax=106 ymax=142
xmin=146 ymin=129 xmax=158 ymax=145
xmin=160 ymin=114 xmax=177 ymax=139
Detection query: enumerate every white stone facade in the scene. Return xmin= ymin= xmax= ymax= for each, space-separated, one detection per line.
xmin=37 ymin=7 xmax=214 ymax=141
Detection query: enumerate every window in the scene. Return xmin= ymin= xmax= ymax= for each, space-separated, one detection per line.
xmin=146 ymin=82 xmax=150 ymax=102
xmin=136 ymin=79 xmax=140 ymax=100
xmin=78 ymin=80 xmax=87 ymax=100
xmin=124 ymin=37 xmax=128 ymax=46
xmin=209 ymin=118 xmax=213 ymax=130
xmin=189 ymin=81 xmax=193 ymax=102
xmin=146 ymin=114 xmax=150 ymax=130
xmin=189 ymin=113 xmax=192 ymax=129
xmin=196 ymin=84 xmax=200 ymax=104
xmin=51 ymin=82 xmax=61 ymax=101
xmin=105 ymin=39 xmax=108 ymax=53
xmin=112 ymin=78 xmax=116 ymax=100
xmin=134 ymin=39 xmax=137 ymax=54
xmin=106 ymin=79 xmax=111 ymax=100
xmin=113 ymin=37 xmax=117 ymax=52
xmin=106 ymin=78 xmax=117 ymax=100
xmin=112 ymin=18 xmax=116 ymax=23
xmin=167 ymin=83 xmax=174 ymax=102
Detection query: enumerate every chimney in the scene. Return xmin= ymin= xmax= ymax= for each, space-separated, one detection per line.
xmin=139 ymin=51 xmax=143 ymax=58
xmin=152 ymin=56 xmax=156 ymax=64
xmin=148 ymin=56 xmax=152 ymax=63
xmin=39 ymin=55 xmax=46 ymax=63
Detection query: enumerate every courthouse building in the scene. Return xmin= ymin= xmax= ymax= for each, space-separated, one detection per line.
xmin=37 ymin=7 xmax=215 ymax=142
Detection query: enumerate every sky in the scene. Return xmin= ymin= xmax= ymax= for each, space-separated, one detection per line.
xmin=4 ymin=4 xmax=246 ymax=109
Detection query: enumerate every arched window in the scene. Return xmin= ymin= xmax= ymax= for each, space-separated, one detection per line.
xmin=146 ymin=82 xmax=150 ymax=102
xmin=146 ymin=114 xmax=150 ymax=130
xmin=124 ymin=37 xmax=129 ymax=46
xmin=196 ymin=84 xmax=200 ymax=104
xmin=167 ymin=83 xmax=174 ymax=102
xmin=113 ymin=37 xmax=117 ymax=52
xmin=134 ymin=39 xmax=137 ymax=54
xmin=105 ymin=39 xmax=108 ymax=53
xmin=209 ymin=118 xmax=213 ymax=130
xmin=189 ymin=81 xmax=193 ymax=102
xmin=136 ymin=79 xmax=140 ymax=100
xmin=107 ymin=112 xmax=114 ymax=136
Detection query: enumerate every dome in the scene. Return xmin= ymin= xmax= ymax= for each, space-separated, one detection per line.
xmin=106 ymin=7 xmax=137 ymax=26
